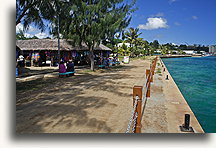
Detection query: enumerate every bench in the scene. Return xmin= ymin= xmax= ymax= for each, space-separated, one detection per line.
xmin=115 ymin=61 xmax=120 ymax=65
xmin=59 ymin=71 xmax=75 ymax=77
xmin=98 ymin=65 xmax=106 ymax=68
xmin=108 ymin=61 xmax=120 ymax=67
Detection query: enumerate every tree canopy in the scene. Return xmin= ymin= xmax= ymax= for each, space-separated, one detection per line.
xmin=56 ymin=0 xmax=136 ymax=70
xmin=16 ymin=0 xmax=57 ymax=31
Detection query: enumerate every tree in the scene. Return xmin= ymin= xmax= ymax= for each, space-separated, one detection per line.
xmin=141 ymin=40 xmax=149 ymax=55
xmin=102 ymin=38 xmax=123 ymax=54
xmin=152 ymin=40 xmax=159 ymax=49
xmin=160 ymin=44 xmax=170 ymax=55
xmin=179 ymin=44 xmax=187 ymax=50
xmin=16 ymin=0 xmax=64 ymax=32
xmin=149 ymin=44 xmax=155 ymax=56
xmin=124 ymin=27 xmax=142 ymax=57
xmin=59 ymin=0 xmax=136 ymax=71
xmin=118 ymin=43 xmax=131 ymax=56
xmin=16 ymin=29 xmax=27 ymax=40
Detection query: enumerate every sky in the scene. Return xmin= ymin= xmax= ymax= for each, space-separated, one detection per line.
xmin=16 ymin=0 xmax=216 ymax=46
xmin=129 ymin=0 xmax=215 ymax=45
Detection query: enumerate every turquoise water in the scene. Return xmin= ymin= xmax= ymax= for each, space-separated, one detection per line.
xmin=162 ymin=56 xmax=216 ymax=133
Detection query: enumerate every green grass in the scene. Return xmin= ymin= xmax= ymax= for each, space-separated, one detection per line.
xmin=156 ymin=68 xmax=161 ymax=74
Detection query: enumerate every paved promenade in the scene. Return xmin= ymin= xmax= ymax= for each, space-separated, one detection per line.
xmin=141 ymin=58 xmax=204 ymax=133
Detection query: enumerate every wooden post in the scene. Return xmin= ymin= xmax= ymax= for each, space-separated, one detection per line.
xmin=146 ymin=69 xmax=150 ymax=78
xmin=133 ymin=86 xmax=143 ymax=133
xmin=146 ymin=81 xmax=151 ymax=98
xmin=151 ymin=63 xmax=155 ymax=75
xmin=150 ymin=72 xmax=153 ymax=82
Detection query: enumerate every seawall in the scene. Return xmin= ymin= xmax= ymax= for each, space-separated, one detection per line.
xmin=160 ymin=55 xmax=192 ymax=58
xmin=141 ymin=57 xmax=204 ymax=133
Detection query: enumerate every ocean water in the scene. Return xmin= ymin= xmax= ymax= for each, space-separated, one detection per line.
xmin=162 ymin=56 xmax=216 ymax=133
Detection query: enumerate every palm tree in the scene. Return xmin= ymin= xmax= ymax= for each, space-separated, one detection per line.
xmin=124 ymin=27 xmax=142 ymax=57
xmin=16 ymin=0 xmax=59 ymax=32
xmin=160 ymin=45 xmax=170 ymax=55
xmin=141 ymin=40 xmax=149 ymax=55
xmin=118 ymin=43 xmax=131 ymax=56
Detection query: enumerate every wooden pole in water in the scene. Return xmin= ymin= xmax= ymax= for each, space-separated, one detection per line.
xmin=133 ymin=86 xmax=143 ymax=133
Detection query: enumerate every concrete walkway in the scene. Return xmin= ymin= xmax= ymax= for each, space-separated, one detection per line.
xmin=141 ymin=58 xmax=204 ymax=133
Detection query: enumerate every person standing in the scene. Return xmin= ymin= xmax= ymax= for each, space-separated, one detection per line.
xmin=66 ymin=59 xmax=75 ymax=76
xmin=18 ymin=55 xmax=24 ymax=67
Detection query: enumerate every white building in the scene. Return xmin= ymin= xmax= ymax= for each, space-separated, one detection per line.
xmin=183 ymin=50 xmax=197 ymax=55
xmin=117 ymin=43 xmax=131 ymax=48
xmin=209 ymin=45 xmax=216 ymax=54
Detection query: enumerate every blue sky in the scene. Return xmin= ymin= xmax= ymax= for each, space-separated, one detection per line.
xmin=129 ymin=0 xmax=215 ymax=45
xmin=16 ymin=0 xmax=215 ymax=46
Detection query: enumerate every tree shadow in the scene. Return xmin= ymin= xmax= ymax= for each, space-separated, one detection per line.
xmin=17 ymin=67 xmax=58 ymax=77
xmin=16 ymin=63 xmax=139 ymax=133
xmin=16 ymin=90 xmax=115 ymax=133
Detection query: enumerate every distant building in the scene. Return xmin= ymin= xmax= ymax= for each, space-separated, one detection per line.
xmin=155 ymin=49 xmax=161 ymax=53
xmin=183 ymin=50 xmax=197 ymax=55
xmin=209 ymin=45 xmax=216 ymax=54
xmin=117 ymin=43 xmax=131 ymax=48
xmin=200 ymin=51 xmax=207 ymax=55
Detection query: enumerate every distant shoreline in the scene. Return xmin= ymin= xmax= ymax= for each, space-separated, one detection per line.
xmin=160 ymin=55 xmax=191 ymax=58
xmin=160 ymin=54 xmax=216 ymax=58
xmin=160 ymin=54 xmax=203 ymax=58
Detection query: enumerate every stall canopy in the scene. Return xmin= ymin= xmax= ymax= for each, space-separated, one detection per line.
xmin=16 ymin=39 xmax=112 ymax=51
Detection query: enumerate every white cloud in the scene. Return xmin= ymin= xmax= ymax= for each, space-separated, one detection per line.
xmin=138 ymin=17 xmax=169 ymax=30
xmin=16 ymin=23 xmax=38 ymax=33
xmin=151 ymin=12 xmax=164 ymax=17
xmin=28 ymin=26 xmax=37 ymax=32
xmin=174 ymin=22 xmax=181 ymax=26
xmin=35 ymin=32 xmax=49 ymax=39
xmin=192 ymin=16 xmax=198 ymax=20
xmin=16 ymin=23 xmax=24 ymax=33
xmin=24 ymin=33 xmax=33 ymax=38
xmin=155 ymin=34 xmax=163 ymax=38
xmin=169 ymin=0 xmax=177 ymax=4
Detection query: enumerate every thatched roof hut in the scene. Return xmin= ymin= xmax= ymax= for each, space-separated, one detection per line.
xmin=16 ymin=39 xmax=112 ymax=51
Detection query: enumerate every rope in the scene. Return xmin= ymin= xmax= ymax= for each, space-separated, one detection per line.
xmin=126 ymin=57 xmax=158 ymax=133
xmin=132 ymin=112 xmax=138 ymax=133
xmin=126 ymin=96 xmax=139 ymax=133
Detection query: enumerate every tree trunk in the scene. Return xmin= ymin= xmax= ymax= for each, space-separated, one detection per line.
xmin=89 ymin=46 xmax=94 ymax=71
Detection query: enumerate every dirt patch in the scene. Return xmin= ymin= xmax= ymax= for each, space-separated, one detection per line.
xmin=16 ymin=59 xmax=150 ymax=133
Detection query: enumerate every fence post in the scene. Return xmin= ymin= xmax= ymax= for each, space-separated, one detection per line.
xmin=150 ymin=71 xmax=153 ymax=82
xmin=133 ymin=86 xmax=143 ymax=133
xmin=146 ymin=81 xmax=151 ymax=98
xmin=146 ymin=69 xmax=150 ymax=78
xmin=151 ymin=63 xmax=154 ymax=81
